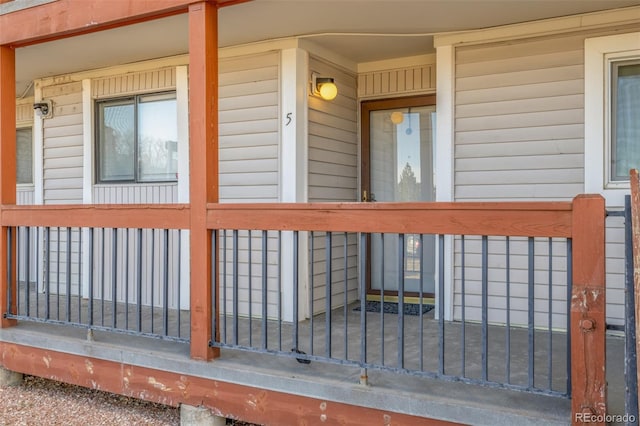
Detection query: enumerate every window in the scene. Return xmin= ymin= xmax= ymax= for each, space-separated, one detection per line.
xmin=610 ymin=60 xmax=640 ymax=182
xmin=96 ymin=92 xmax=178 ymax=183
xmin=585 ymin=32 xmax=640 ymax=206
xmin=16 ymin=127 xmax=32 ymax=184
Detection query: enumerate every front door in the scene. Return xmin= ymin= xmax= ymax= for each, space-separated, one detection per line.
xmin=361 ymin=95 xmax=436 ymax=299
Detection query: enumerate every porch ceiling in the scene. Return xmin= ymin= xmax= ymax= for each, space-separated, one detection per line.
xmin=14 ymin=0 xmax=640 ymax=96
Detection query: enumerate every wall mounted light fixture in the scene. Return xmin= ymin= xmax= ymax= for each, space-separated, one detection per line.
xmin=311 ymin=73 xmax=338 ymax=101
xmin=33 ymin=100 xmax=53 ymax=119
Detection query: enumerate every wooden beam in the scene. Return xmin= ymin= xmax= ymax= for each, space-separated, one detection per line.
xmin=570 ymin=194 xmax=606 ymax=425
xmin=0 ymin=0 xmax=223 ymax=46
xmin=188 ymin=1 xmax=218 ymax=361
xmin=206 ymin=202 xmax=574 ymax=237
xmin=1 ymin=204 xmax=190 ymax=229
xmin=0 ymin=45 xmax=16 ymax=328
xmin=0 ymin=342 xmax=455 ymax=426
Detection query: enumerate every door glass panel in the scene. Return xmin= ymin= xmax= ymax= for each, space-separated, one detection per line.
xmin=369 ymin=106 xmax=436 ymax=294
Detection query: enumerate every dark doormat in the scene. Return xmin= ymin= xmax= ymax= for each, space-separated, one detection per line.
xmin=354 ymin=300 xmax=434 ymax=316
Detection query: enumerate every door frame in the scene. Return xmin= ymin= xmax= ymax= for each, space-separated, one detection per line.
xmin=360 ymin=94 xmax=437 ymax=300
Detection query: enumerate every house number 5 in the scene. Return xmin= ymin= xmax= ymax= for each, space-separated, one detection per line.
xmin=285 ymin=112 xmax=292 ymax=126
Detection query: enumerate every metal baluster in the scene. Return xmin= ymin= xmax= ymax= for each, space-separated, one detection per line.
xmin=343 ymin=232 xmax=348 ymax=360
xmin=359 ymin=232 xmax=368 ymax=383
xmin=124 ymin=228 xmax=129 ymax=330
xmin=380 ymin=234 xmax=385 ymax=365
xmin=528 ymin=237 xmax=535 ymax=389
xmin=310 ymin=232 xmax=314 ymax=355
xmin=88 ymin=228 xmax=94 ymax=330
xmin=45 ymin=227 xmax=50 ymax=320
xmin=16 ymin=227 xmax=20 ymax=316
xmin=548 ymin=238 xmax=553 ymax=391
xmin=438 ymin=234 xmax=445 ymax=376
xmin=36 ymin=227 xmax=40 ymax=319
xmin=261 ymin=230 xmax=267 ymax=349
xmin=233 ymin=229 xmax=239 ymax=345
xmin=506 ymin=236 xmax=511 ymax=384
xmin=25 ymin=227 xmax=30 ymax=316
xmin=461 ymin=235 xmax=466 ymax=377
xmin=624 ymin=196 xmax=638 ymax=415
xmin=57 ymin=227 xmax=61 ymax=321
xmin=111 ymin=228 xmax=117 ymax=329
xmin=278 ymin=231 xmax=282 ymax=351
xmin=211 ymin=230 xmax=217 ymax=345
xmin=137 ymin=228 xmax=143 ymax=333
xmin=398 ymin=234 xmax=405 ymax=369
xmin=222 ymin=229 xmax=227 ymax=343
xmin=177 ymin=230 xmax=182 ymax=339
xmin=481 ymin=236 xmax=488 ymax=382
xmin=26 ymin=227 xmax=31 ymax=317
xmin=293 ymin=231 xmax=299 ymax=354
xmin=67 ymin=227 xmax=72 ymax=323
xmin=566 ymin=238 xmax=572 ymax=396
xmin=78 ymin=228 xmax=82 ymax=324
xmin=150 ymin=229 xmax=155 ymax=334
xmin=100 ymin=228 xmax=104 ymax=326
xmin=6 ymin=227 xmax=13 ymax=316
xmin=163 ymin=229 xmax=169 ymax=336
xmin=419 ymin=234 xmax=424 ymax=371
xmin=325 ymin=232 xmax=332 ymax=358
xmin=248 ymin=230 xmax=253 ymax=347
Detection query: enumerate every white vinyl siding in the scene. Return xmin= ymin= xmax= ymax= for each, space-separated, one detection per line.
xmin=42 ymin=82 xmax=84 ymax=205
xmin=453 ymin=32 xmax=625 ymax=328
xmin=218 ymin=52 xmax=280 ymax=319
xmin=92 ymin=68 xmax=176 ymax=99
xmin=219 ymin=52 xmax=280 ymax=203
xmin=308 ymin=57 xmax=358 ymax=314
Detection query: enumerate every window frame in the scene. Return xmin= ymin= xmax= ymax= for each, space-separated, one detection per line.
xmin=94 ymin=90 xmax=178 ymax=185
xmin=16 ymin=124 xmax=33 ymax=186
xmin=585 ymin=32 xmax=640 ymax=207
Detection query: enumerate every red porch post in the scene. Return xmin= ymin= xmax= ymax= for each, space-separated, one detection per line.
xmin=571 ymin=194 xmax=606 ymax=425
xmin=188 ymin=1 xmax=218 ymax=360
xmin=0 ymin=45 xmax=17 ymax=328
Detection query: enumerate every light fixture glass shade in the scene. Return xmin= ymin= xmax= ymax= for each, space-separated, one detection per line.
xmin=318 ymin=81 xmax=338 ymax=100
xmin=390 ymin=111 xmax=404 ymax=125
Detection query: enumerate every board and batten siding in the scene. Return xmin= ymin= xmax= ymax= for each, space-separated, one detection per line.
xmin=358 ymin=63 xmax=435 ymax=98
xmin=218 ymin=52 xmax=281 ymax=318
xmin=308 ymin=57 xmax=359 ymax=314
xmin=453 ymin=32 xmax=623 ymax=327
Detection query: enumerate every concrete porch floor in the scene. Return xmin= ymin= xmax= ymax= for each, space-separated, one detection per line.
xmin=0 ymin=303 xmax=627 ymax=426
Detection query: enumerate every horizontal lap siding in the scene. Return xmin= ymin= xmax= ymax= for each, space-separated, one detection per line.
xmin=43 ymin=82 xmax=83 ymax=205
xmin=308 ymin=57 xmax=358 ymax=314
xmin=218 ymin=53 xmax=280 ymax=318
xmin=454 ymin=33 xmax=623 ymax=327
xmin=219 ymin=52 xmax=279 ymax=203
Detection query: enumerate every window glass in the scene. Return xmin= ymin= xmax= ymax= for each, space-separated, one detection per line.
xmin=611 ymin=61 xmax=640 ymax=181
xmin=16 ymin=127 xmax=32 ymax=184
xmin=98 ymin=100 xmax=135 ymax=182
xmin=96 ymin=93 xmax=177 ymax=183
xmin=137 ymin=93 xmax=178 ymax=182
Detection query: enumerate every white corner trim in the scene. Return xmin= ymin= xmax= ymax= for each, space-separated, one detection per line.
xmin=81 ymin=79 xmax=93 ymax=204
xmin=32 ymin=82 xmax=44 ymax=205
xmin=435 ymin=45 xmax=453 ymax=203
xmin=434 ymin=5 xmax=640 ymax=48
xmin=280 ymin=48 xmax=309 ymax=321
xmin=176 ymin=66 xmax=190 ymax=204
xmin=584 ymin=32 xmax=640 ymax=207
xmin=435 ymin=44 xmax=455 ymax=322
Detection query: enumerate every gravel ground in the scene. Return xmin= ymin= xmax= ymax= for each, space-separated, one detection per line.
xmin=0 ymin=375 xmax=180 ymax=425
